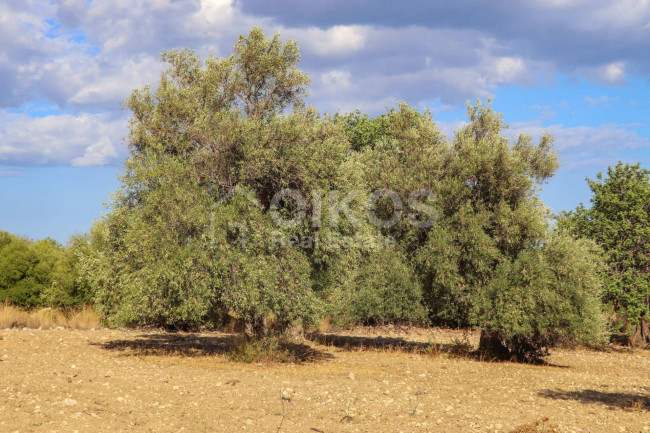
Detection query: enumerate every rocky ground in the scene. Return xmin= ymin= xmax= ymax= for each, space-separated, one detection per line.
xmin=1 ymin=327 xmax=649 ymax=432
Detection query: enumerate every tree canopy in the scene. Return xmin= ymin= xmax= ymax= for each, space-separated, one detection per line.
xmin=560 ymin=162 xmax=650 ymax=347
xmin=0 ymin=27 xmax=614 ymax=361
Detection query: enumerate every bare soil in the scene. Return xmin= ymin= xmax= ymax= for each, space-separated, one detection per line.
xmin=1 ymin=327 xmax=649 ymax=432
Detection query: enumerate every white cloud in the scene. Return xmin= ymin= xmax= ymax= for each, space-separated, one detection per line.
xmin=0 ymin=0 xmax=649 ymax=166
xmin=70 ymin=136 xmax=119 ymax=167
xmin=583 ymin=96 xmax=616 ymax=107
xmin=321 ymin=70 xmax=352 ymax=90
xmin=550 ymin=123 xmax=649 ymax=153
xmin=191 ymin=0 xmax=236 ymax=30
xmin=295 ymin=25 xmax=367 ymax=56
xmin=68 ymin=55 xmax=162 ymax=106
xmin=603 ymin=62 xmax=626 ymax=83
xmin=494 ymin=57 xmax=527 ymax=83
xmin=580 ymin=62 xmax=627 ymax=85
xmin=0 ymin=111 xmax=127 ymax=166
xmin=436 ymin=119 xmax=468 ymax=139
xmin=510 ymin=121 xmax=650 ymax=169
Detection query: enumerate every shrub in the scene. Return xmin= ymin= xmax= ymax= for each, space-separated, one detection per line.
xmin=0 ymin=232 xmax=86 ymax=309
xmin=40 ymin=233 xmax=94 ymax=308
xmin=476 ymin=234 xmax=606 ymax=362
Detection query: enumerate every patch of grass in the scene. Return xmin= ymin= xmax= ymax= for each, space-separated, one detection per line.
xmin=317 ymin=315 xmax=332 ymax=334
xmin=229 ymin=336 xmax=286 ymax=363
xmin=0 ymin=303 xmax=30 ymax=328
xmin=0 ymin=303 xmax=101 ymax=330
xmin=423 ymin=331 xmax=440 ymax=356
xmin=228 ymin=336 xmax=327 ymax=363
xmin=27 ymin=308 xmax=68 ymax=329
xmin=67 ymin=306 xmax=102 ymax=330
xmin=447 ymin=337 xmax=473 ymax=358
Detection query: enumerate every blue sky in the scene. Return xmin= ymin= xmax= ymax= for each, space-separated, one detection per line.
xmin=1 ymin=0 xmax=649 ymax=243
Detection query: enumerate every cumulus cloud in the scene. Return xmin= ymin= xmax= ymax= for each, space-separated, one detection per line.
xmin=242 ymin=0 xmax=650 ymax=78
xmin=67 ymin=55 xmax=163 ymax=107
xmin=0 ymin=0 xmax=649 ymax=165
xmin=70 ymin=136 xmax=119 ymax=167
xmin=510 ymin=121 xmax=650 ymax=169
xmin=578 ymin=62 xmax=628 ymax=86
xmin=0 ymin=1 xmax=63 ymax=107
xmin=0 ymin=111 xmax=127 ymax=166
xmin=293 ymin=25 xmax=367 ymax=56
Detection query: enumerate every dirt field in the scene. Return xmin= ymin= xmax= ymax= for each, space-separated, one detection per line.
xmin=1 ymin=327 xmax=649 ymax=433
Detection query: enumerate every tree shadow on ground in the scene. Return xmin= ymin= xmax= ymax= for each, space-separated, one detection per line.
xmin=307 ymin=332 xmax=471 ymax=356
xmin=539 ymin=389 xmax=650 ymax=411
xmin=93 ymin=333 xmax=333 ymax=363
xmin=307 ymin=332 xmax=571 ymax=367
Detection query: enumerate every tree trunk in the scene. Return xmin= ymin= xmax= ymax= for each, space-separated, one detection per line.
xmin=244 ymin=316 xmax=268 ymax=340
xmin=478 ymin=330 xmax=510 ymax=359
xmin=630 ymin=315 xmax=650 ymax=348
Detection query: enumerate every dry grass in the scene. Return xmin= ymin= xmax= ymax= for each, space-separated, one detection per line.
xmin=26 ymin=308 xmax=68 ymax=329
xmin=67 ymin=305 xmax=102 ymax=330
xmin=316 ymin=315 xmax=332 ymax=333
xmin=0 ymin=303 xmax=101 ymax=330
xmin=0 ymin=303 xmax=30 ymax=328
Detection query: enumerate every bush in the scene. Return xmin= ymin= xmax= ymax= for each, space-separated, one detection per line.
xmin=476 ymin=234 xmax=606 ymax=362
xmin=0 ymin=232 xmax=86 ymax=309
xmin=40 ymin=233 xmax=94 ymax=308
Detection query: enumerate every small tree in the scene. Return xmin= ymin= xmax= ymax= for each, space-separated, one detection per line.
xmin=415 ymin=101 xmax=605 ymax=360
xmin=476 ymin=234 xmax=605 ymax=362
xmin=417 ymin=100 xmax=558 ymax=327
xmin=560 ymin=162 xmax=650 ymax=347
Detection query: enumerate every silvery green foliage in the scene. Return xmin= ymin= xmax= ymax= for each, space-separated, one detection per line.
xmin=331 ymin=249 xmax=427 ymax=326
xmin=82 ymin=28 xmax=387 ymax=331
xmin=416 ymin=101 xmax=559 ymax=327
xmin=476 ymin=234 xmax=606 ymax=345
xmin=77 ymin=27 xmax=606 ymax=352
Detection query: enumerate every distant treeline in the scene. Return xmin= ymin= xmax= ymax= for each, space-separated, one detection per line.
xmin=0 ymin=231 xmax=91 ymax=308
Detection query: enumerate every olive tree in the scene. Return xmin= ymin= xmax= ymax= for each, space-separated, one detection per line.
xmin=86 ymin=28 xmax=367 ymax=334
xmin=415 ymin=101 xmax=604 ymax=359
